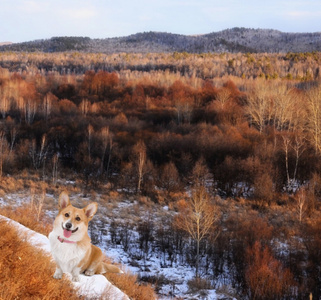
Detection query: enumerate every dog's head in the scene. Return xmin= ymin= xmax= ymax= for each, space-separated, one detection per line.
xmin=53 ymin=191 xmax=98 ymax=241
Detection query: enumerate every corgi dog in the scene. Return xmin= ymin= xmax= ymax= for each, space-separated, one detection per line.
xmin=49 ymin=191 xmax=122 ymax=282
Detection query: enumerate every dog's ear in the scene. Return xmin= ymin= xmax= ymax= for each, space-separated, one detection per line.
xmin=84 ymin=202 xmax=98 ymax=220
xmin=58 ymin=191 xmax=70 ymax=211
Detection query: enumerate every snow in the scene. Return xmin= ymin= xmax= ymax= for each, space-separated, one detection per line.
xmin=0 ymin=214 xmax=129 ymax=300
xmin=0 ymin=191 xmax=237 ymax=300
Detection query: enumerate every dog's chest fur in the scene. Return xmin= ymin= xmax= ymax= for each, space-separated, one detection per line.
xmin=49 ymin=232 xmax=88 ymax=273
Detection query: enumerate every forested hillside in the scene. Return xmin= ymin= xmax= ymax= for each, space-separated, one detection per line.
xmin=1 ymin=28 xmax=321 ymax=53
xmin=1 ymin=51 xmax=321 ymax=298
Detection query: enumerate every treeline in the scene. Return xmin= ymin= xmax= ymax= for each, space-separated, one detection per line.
xmin=0 ymin=51 xmax=320 ymax=81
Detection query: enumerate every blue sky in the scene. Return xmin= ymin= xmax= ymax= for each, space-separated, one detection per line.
xmin=1 ymin=0 xmax=321 ymax=43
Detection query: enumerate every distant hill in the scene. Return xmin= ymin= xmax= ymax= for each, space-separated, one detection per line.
xmin=1 ymin=28 xmax=321 ymax=53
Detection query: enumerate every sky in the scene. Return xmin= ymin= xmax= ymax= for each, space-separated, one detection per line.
xmin=1 ymin=0 xmax=321 ymax=43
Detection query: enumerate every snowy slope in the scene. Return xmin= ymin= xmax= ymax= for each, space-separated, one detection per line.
xmin=0 ymin=215 xmax=129 ymax=300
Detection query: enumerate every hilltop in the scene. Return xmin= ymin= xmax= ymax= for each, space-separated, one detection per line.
xmin=1 ymin=27 xmax=321 ymax=53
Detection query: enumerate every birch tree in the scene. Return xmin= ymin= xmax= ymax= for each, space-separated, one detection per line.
xmin=306 ymin=85 xmax=321 ymax=154
xmin=30 ymin=134 xmax=47 ymax=170
xmin=0 ymin=131 xmax=5 ymax=177
xmin=24 ymin=98 xmax=37 ymax=124
xmin=99 ymin=126 xmax=113 ymax=177
xmin=0 ymin=97 xmax=10 ymax=118
xmin=79 ymin=98 xmax=90 ymax=116
xmin=245 ymin=83 xmax=273 ymax=133
xmin=43 ymin=92 xmax=55 ymax=122
xmin=296 ymin=188 xmax=306 ymax=223
xmin=174 ymin=186 xmax=219 ymax=277
xmin=133 ymin=140 xmax=147 ymax=193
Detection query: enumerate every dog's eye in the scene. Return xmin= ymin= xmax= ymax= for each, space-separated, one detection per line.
xmin=65 ymin=213 xmax=69 ymax=218
xmin=75 ymin=216 xmax=81 ymax=221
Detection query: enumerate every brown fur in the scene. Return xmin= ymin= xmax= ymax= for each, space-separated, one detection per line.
xmin=49 ymin=192 xmax=122 ymax=282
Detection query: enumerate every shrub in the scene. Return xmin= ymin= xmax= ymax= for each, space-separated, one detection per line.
xmin=245 ymin=241 xmax=296 ymax=300
xmin=253 ymin=172 xmax=274 ymax=207
xmin=187 ymin=277 xmax=212 ymax=293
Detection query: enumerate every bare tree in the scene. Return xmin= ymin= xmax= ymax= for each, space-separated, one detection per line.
xmin=306 ymin=85 xmax=321 ymax=154
xmin=174 ymin=186 xmax=219 ymax=277
xmin=272 ymin=84 xmax=294 ymax=131
xmin=245 ymin=82 xmax=273 ymax=133
xmin=133 ymin=140 xmax=147 ymax=193
xmin=30 ymin=134 xmax=47 ymax=170
xmin=281 ymin=131 xmax=306 ymax=192
xmin=0 ymin=96 xmax=10 ymax=118
xmin=295 ymin=188 xmax=307 ymax=223
xmin=0 ymin=130 xmax=5 ymax=177
xmin=291 ymin=132 xmax=306 ymax=186
xmin=87 ymin=124 xmax=94 ymax=160
xmin=79 ymin=98 xmax=90 ymax=116
xmin=174 ymin=97 xmax=194 ymax=124
xmin=190 ymin=156 xmax=213 ymax=189
xmin=159 ymin=161 xmax=180 ymax=194
xmin=281 ymin=132 xmax=292 ymax=189
xmin=24 ymin=98 xmax=37 ymax=125
xmin=52 ymin=153 xmax=59 ymax=185
xmin=43 ymin=92 xmax=57 ymax=122
xmin=99 ymin=126 xmax=113 ymax=177
xmin=4 ymin=117 xmax=17 ymax=155
xmin=215 ymin=87 xmax=232 ymax=110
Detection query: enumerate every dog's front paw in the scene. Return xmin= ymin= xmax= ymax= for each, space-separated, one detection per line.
xmin=53 ymin=269 xmax=63 ymax=279
xmin=85 ymin=269 xmax=95 ymax=276
xmin=72 ymin=275 xmax=80 ymax=282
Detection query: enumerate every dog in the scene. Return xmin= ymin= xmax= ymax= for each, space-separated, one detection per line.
xmin=49 ymin=191 xmax=123 ymax=282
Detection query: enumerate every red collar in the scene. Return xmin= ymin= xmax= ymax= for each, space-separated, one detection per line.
xmin=57 ymin=236 xmax=77 ymax=244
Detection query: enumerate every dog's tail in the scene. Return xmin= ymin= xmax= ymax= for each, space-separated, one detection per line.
xmin=101 ymin=262 xmax=123 ymax=274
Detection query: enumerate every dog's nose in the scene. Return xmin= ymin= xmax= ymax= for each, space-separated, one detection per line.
xmin=65 ymin=222 xmax=72 ymax=230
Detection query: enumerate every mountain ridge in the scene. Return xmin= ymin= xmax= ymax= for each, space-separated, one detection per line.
xmin=1 ymin=27 xmax=321 ymax=53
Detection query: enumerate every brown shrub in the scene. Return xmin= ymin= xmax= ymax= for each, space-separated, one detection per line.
xmin=0 ymin=221 xmax=81 ymax=300
xmin=253 ymin=172 xmax=274 ymax=207
xmin=245 ymin=241 xmax=296 ymax=300
xmin=229 ymin=212 xmax=273 ymax=248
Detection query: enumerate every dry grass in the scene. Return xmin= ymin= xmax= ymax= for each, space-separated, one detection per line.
xmin=106 ymin=271 xmax=157 ymax=300
xmin=0 ymin=205 xmax=52 ymax=236
xmin=0 ymin=220 xmax=81 ymax=300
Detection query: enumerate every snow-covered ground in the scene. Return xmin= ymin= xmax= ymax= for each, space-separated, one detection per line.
xmin=0 ymin=191 xmax=237 ymax=300
xmin=0 ymin=214 xmax=129 ymax=300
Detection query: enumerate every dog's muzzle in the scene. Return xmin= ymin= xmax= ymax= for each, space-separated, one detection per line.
xmin=62 ymin=223 xmax=79 ymax=233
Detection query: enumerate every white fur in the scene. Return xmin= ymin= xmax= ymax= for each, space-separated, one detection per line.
xmin=49 ymin=232 xmax=86 ymax=281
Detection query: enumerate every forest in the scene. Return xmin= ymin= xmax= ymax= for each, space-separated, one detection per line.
xmin=1 ymin=50 xmax=321 ymax=299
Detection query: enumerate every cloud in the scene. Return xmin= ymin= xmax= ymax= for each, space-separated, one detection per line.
xmin=18 ymin=0 xmax=49 ymax=13
xmin=62 ymin=7 xmax=98 ymax=20
xmin=18 ymin=0 xmax=97 ymax=20
xmin=285 ymin=10 xmax=321 ymax=18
